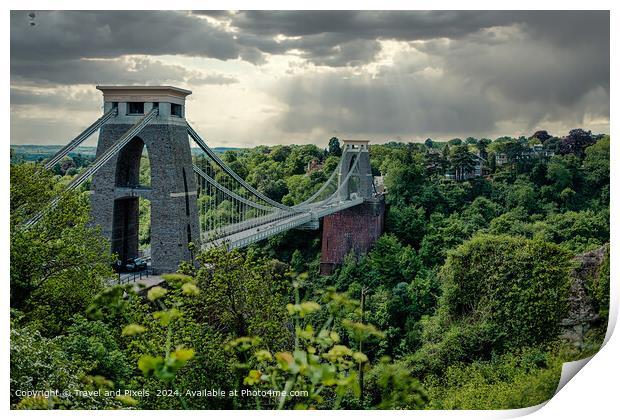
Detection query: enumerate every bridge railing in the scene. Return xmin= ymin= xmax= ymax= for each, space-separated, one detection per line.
xmin=116 ymin=267 xmax=158 ymax=285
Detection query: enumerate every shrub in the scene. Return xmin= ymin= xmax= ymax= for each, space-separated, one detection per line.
xmin=409 ymin=235 xmax=573 ymax=377
xmin=441 ymin=235 xmax=573 ymax=349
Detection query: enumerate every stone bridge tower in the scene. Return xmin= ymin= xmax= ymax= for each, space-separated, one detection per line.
xmin=320 ymin=140 xmax=385 ymax=275
xmin=338 ymin=140 xmax=374 ymax=200
xmin=90 ymin=86 xmax=200 ymax=273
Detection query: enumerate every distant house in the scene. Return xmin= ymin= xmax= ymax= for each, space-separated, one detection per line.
xmin=495 ymin=145 xmax=554 ymax=167
xmin=496 ymin=153 xmax=509 ymax=166
xmin=445 ymin=154 xmax=487 ymax=181
xmin=530 ymin=144 xmax=543 ymax=154
xmin=374 ymin=175 xmax=386 ymax=194
xmin=472 ymin=155 xmax=486 ymax=178
xmin=306 ymin=158 xmax=323 ymax=173
xmin=523 ymin=144 xmax=551 ymax=158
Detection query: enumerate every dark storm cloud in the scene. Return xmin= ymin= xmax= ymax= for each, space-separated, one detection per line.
xmin=514 ymin=10 xmax=610 ymax=48
xmin=269 ymin=69 xmax=500 ymax=137
xmin=433 ymin=30 xmax=609 ymax=107
xmin=11 ymin=87 xmax=100 ymax=111
xmin=12 ymin=56 xmax=238 ymax=87
xmin=10 ymin=10 xmax=256 ymax=86
xmin=10 ymin=10 xmax=243 ymax=61
xmin=12 ymin=57 xmax=188 ymax=86
xmin=274 ymin=36 xmax=383 ymax=67
xmin=251 ymin=10 xmax=609 ymax=138
xmin=202 ymin=10 xmax=609 ymax=68
xmin=268 ymin=28 xmax=610 ymax=140
xmin=10 ymin=10 xmax=610 ymax=144
xmin=201 ymin=10 xmax=517 ymax=39
xmin=269 ymin=67 xmax=608 ymax=140
xmin=201 ymin=10 xmax=520 ymax=67
xmin=12 ymin=10 xmax=609 ymax=81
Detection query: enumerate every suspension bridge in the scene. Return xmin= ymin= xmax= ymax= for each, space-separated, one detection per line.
xmin=20 ymin=86 xmax=384 ymax=274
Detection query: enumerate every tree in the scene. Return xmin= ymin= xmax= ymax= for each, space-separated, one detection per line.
xmin=424 ymin=138 xmax=434 ymax=149
xmin=418 ymin=213 xmax=475 ymax=267
xmin=582 ymin=135 xmax=609 ymax=190
xmin=10 ymin=164 xmax=112 ymax=334
xmin=282 ymin=174 xmax=315 ymax=205
xmin=290 ymin=249 xmax=305 ymax=273
xmin=488 ymin=152 xmax=496 ymax=173
xmin=222 ymin=150 xmax=238 ymax=163
xmin=476 ymin=138 xmax=491 ymax=160
xmin=422 ymin=347 xmax=565 ymax=409
xmin=367 ymin=235 xmax=407 ymax=288
xmin=385 ymin=205 xmax=426 ymax=248
xmin=188 ymin=247 xmax=291 ymax=349
xmin=227 ymin=160 xmax=248 ymax=180
xmin=328 ymin=137 xmax=342 ymax=157
xmin=11 ymin=323 xmax=81 ymax=407
xmin=10 ymin=322 xmax=125 ymax=409
xmin=284 ymin=144 xmax=324 ymax=176
xmin=424 ymin=151 xmax=447 ymax=177
xmin=532 ymin=209 xmax=609 ymax=253
xmin=558 ymin=128 xmax=595 ymax=158
xmin=449 ymin=144 xmax=476 ymax=181
xmin=63 ymin=315 xmax=132 ymax=384
xmin=366 ymin=234 xmax=421 ymax=289
xmin=270 ymin=145 xmax=292 ymax=163
xmin=462 ymin=196 xmax=500 ymax=225
xmin=505 ymin=178 xmax=538 ymax=213
xmin=381 ymin=158 xmax=425 ymax=206
xmin=440 ymin=235 xmax=572 ymax=349
xmin=247 ymin=161 xmax=288 ymax=201
xmin=228 ymin=282 xmax=427 ymax=409
xmin=504 ymin=140 xmax=528 ymax=163
xmin=441 ymin=144 xmax=450 ymax=161
xmin=58 ymin=156 xmax=76 ymax=176
xmin=545 ymin=154 xmax=583 ymax=206
xmin=408 ymin=235 xmax=573 ymax=377
xmin=531 ymin=130 xmax=552 ymax=143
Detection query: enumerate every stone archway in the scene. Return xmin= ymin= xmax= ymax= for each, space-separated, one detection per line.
xmin=110 ymin=136 xmax=150 ymax=263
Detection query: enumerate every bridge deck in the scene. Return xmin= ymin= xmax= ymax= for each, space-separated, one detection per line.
xmin=202 ymin=197 xmax=364 ymax=250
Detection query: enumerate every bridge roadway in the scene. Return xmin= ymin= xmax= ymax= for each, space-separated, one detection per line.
xmin=204 ymin=196 xmax=364 ymax=250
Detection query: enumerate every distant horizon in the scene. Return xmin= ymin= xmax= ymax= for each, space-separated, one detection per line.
xmin=9 ymin=126 xmax=610 ymax=151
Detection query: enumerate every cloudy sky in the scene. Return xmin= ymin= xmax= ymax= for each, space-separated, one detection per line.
xmin=10 ymin=10 xmax=609 ymax=148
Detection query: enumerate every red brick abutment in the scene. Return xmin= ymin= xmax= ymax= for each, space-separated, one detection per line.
xmin=319 ymin=196 xmax=385 ymax=276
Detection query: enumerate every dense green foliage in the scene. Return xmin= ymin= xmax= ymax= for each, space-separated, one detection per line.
xmin=10 ymin=130 xmax=610 ymax=410
xmin=406 ymin=235 xmax=573 ymax=378
xmin=10 ymin=164 xmax=113 ymax=335
xmin=440 ymin=235 xmax=572 ymax=350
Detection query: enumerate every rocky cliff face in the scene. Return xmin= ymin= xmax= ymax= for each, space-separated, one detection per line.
xmin=560 ymin=244 xmax=609 ymax=346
